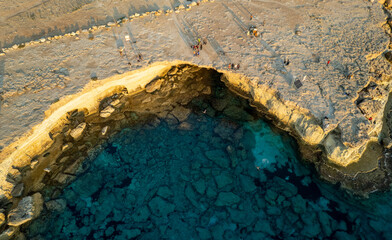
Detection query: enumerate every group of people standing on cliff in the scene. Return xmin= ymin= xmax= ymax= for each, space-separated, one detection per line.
xmin=191 ymin=38 xmax=207 ymax=57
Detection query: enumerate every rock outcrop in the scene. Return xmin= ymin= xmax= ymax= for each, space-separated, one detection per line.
xmin=0 ymin=62 xmax=391 ymax=238
xmin=7 ymin=193 xmax=43 ymax=227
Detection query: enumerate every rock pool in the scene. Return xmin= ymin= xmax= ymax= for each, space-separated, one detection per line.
xmin=18 ymin=65 xmax=392 ymax=239
xmin=24 ymin=109 xmax=392 ymax=239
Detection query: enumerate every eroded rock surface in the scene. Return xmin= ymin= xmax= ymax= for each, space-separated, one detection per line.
xmin=7 ymin=193 xmax=43 ymax=227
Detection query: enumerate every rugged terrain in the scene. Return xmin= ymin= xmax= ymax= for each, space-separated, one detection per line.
xmin=1 ymin=0 xmax=392 ymax=237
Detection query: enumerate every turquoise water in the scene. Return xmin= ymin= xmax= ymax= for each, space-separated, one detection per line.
xmin=26 ymin=111 xmax=392 ymax=239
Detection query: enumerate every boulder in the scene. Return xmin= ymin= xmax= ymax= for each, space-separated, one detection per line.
xmin=8 ymin=193 xmax=43 ymax=226
xmin=148 ymin=197 xmax=175 ymax=217
xmin=145 ymin=78 xmax=164 ymax=93
xmin=215 ymin=172 xmax=234 ymax=189
xmin=192 ymin=179 xmax=206 ymax=195
xmin=318 ymin=211 xmax=332 ymax=236
xmin=213 ymin=120 xmax=237 ymax=140
xmin=170 ymin=106 xmax=191 ymax=122
xmin=132 ymin=206 xmax=150 ymax=222
xmin=265 ymin=189 xmax=278 ymax=204
xmin=223 ymin=105 xmax=254 ymax=121
xmin=215 ymin=192 xmax=240 ymax=207
xmin=196 ymin=227 xmax=212 ymax=240
xmin=386 ymin=0 xmax=392 ymax=8
xmin=254 ymin=219 xmax=275 ymax=236
xmin=185 ymin=185 xmax=199 ymax=209
xmin=239 ymin=174 xmax=257 ymax=192
xmin=291 ymin=195 xmax=306 ymax=214
xmin=300 ymin=211 xmax=321 ymax=238
xmin=205 ymin=149 xmax=230 ymax=168
xmin=45 ymin=199 xmax=66 ymax=212
xmin=69 ymin=122 xmax=87 ymax=141
xmin=119 ymin=229 xmax=141 ymax=239
xmin=0 ymin=213 xmax=5 ymax=228
xmin=157 ymin=186 xmax=173 ymax=199
xmin=61 ymin=143 xmax=72 ymax=151
xmin=228 ymin=207 xmax=256 ymax=225
xmin=100 ymin=106 xmax=115 ymax=118
xmin=333 ymin=231 xmax=356 ymax=240
xmin=0 ymin=227 xmax=18 ymax=240
xmin=11 ymin=183 xmax=24 ymax=197
xmin=101 ymin=126 xmax=109 ymax=136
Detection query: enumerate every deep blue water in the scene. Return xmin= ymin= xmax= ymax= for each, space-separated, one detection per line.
xmin=27 ymin=112 xmax=392 ymax=239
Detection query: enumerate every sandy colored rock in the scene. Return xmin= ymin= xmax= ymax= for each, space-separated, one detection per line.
xmin=100 ymin=106 xmax=115 ymax=118
xmin=170 ymin=106 xmax=191 ymax=122
xmin=69 ymin=122 xmax=87 ymax=141
xmin=0 ymin=0 xmax=391 ymax=200
xmin=0 ymin=213 xmax=5 ymax=228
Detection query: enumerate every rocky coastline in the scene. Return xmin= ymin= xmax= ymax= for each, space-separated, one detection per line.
xmin=0 ymin=61 xmax=391 ymax=238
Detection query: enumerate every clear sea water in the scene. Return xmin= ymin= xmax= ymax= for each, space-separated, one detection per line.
xmin=26 ymin=111 xmax=392 ymax=239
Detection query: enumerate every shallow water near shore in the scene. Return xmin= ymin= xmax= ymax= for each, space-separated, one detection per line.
xmin=26 ymin=111 xmax=392 ymax=239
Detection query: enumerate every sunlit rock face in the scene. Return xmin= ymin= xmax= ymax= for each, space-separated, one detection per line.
xmin=0 ymin=63 xmax=392 ymax=238
xmin=17 ymin=65 xmax=392 ymax=240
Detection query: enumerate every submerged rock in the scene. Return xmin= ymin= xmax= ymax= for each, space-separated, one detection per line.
xmin=291 ymin=195 xmax=306 ymax=214
xmin=215 ymin=172 xmax=234 ymax=189
xmin=157 ymin=186 xmax=173 ymax=199
xmin=254 ymin=219 xmax=275 ymax=236
xmin=132 ymin=206 xmax=150 ymax=222
xmin=205 ymin=149 xmax=230 ymax=168
xmin=118 ymin=229 xmax=141 ymax=239
xmin=45 ymin=199 xmax=66 ymax=212
xmin=215 ymin=192 xmax=240 ymax=207
xmin=192 ymin=179 xmax=206 ymax=195
xmin=148 ymin=197 xmax=175 ymax=217
xmin=196 ymin=227 xmax=212 ymax=240
xmin=170 ymin=106 xmax=191 ymax=122
xmin=8 ymin=193 xmax=43 ymax=226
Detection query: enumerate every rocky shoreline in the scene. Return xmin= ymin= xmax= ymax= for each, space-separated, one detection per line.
xmin=0 ymin=62 xmax=391 ymax=238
